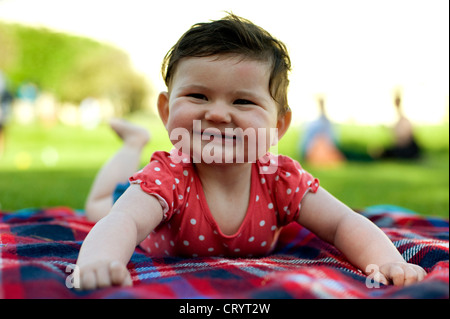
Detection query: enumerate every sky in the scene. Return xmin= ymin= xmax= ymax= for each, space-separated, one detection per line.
xmin=0 ymin=0 xmax=448 ymax=124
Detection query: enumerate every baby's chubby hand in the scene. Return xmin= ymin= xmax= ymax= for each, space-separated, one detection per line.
xmin=75 ymin=260 xmax=132 ymax=290
xmin=368 ymin=262 xmax=427 ymax=286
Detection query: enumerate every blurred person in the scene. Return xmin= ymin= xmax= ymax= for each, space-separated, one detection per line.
xmin=301 ymin=96 xmax=345 ymax=166
xmin=15 ymin=81 xmax=38 ymax=124
xmin=0 ymin=71 xmax=13 ymax=158
xmin=76 ymin=14 xmax=426 ymax=290
xmin=380 ymin=92 xmax=420 ymax=159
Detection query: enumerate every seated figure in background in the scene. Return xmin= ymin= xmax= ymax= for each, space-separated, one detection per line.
xmin=301 ymin=96 xmax=345 ymax=166
xmin=380 ymin=92 xmax=421 ymax=159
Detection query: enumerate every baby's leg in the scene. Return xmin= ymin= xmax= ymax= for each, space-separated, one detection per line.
xmin=85 ymin=119 xmax=150 ymax=222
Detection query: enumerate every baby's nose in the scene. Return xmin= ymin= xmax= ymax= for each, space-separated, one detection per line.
xmin=204 ymin=101 xmax=232 ymax=123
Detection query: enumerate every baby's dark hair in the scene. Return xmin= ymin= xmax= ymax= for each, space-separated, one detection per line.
xmin=161 ymin=13 xmax=291 ymax=115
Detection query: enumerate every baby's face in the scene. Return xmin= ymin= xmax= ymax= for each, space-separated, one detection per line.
xmin=161 ymin=54 xmax=282 ymax=164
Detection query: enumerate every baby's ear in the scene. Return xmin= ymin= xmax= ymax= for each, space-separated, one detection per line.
xmin=157 ymin=92 xmax=170 ymax=128
xmin=273 ymin=110 xmax=292 ymax=144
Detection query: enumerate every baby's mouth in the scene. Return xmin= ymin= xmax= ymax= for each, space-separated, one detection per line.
xmin=194 ymin=129 xmax=238 ymax=142
xmin=203 ymin=131 xmax=235 ymax=141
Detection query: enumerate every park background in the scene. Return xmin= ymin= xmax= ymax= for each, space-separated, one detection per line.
xmin=0 ymin=0 xmax=448 ymax=217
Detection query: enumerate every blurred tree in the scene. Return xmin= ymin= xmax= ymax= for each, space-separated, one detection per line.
xmin=0 ymin=22 xmax=152 ymax=113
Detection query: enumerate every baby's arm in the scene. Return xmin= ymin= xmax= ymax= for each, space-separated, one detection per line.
xmin=297 ymin=187 xmax=426 ymax=286
xmin=76 ymin=184 xmax=163 ymax=289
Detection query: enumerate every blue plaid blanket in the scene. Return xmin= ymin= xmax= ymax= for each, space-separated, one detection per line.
xmin=0 ymin=205 xmax=448 ymax=299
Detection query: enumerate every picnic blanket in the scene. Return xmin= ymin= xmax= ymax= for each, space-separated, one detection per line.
xmin=0 ymin=205 xmax=448 ymax=299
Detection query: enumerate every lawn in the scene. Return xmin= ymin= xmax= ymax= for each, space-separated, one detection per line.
xmin=0 ymin=115 xmax=448 ymax=218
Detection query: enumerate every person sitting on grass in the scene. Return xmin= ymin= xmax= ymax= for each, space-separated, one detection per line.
xmin=76 ymin=13 xmax=426 ymax=289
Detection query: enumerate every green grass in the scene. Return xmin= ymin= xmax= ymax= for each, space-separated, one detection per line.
xmin=0 ymin=116 xmax=448 ymax=218
xmin=277 ymin=123 xmax=449 ymax=218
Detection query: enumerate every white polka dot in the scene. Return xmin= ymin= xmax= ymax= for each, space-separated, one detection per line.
xmin=190 ymin=218 xmax=197 ymax=225
xmin=199 ymin=235 xmax=205 ymax=241
xmin=170 ymin=163 xmax=176 ymax=167
xmin=170 ymin=240 xmax=175 ymax=246
xmin=248 ymin=236 xmax=255 ymax=242
xmin=183 ymin=170 xmax=188 ymax=176
xmin=183 ymin=240 xmax=189 ymax=246
xmin=286 ymin=172 xmax=291 ymax=177
xmin=260 ymin=178 xmax=266 ymax=184
xmin=161 ymin=235 xmax=165 ymax=241
xmin=255 ymin=195 xmax=259 ymax=202
xmin=307 ymin=180 xmax=312 ymax=186
xmin=208 ymin=247 xmax=214 ymax=252
xmin=275 ymin=175 xmax=279 ymax=181
xmin=286 ymin=188 xmax=292 ymax=194
xmin=154 ymin=167 xmax=161 ymax=171
xmin=175 ymin=178 xmax=180 ymax=184
xmin=172 ymin=184 xmax=176 ymax=190
xmin=271 ymin=225 xmax=276 ymax=231
xmin=268 ymin=203 xmax=273 ymax=209
xmin=259 ymin=220 xmax=265 ymax=227
xmin=178 ymin=195 xmax=183 ymax=200
xmin=192 ymin=253 xmax=198 ymax=257
xmin=234 ymin=248 xmax=240 ymax=252
xmin=187 ymin=186 xmax=190 ymax=192
xmin=295 ymin=187 xmax=300 ymax=193
xmin=261 ymin=241 xmax=267 ymax=247
xmin=155 ymin=242 xmax=159 ymax=248
xmin=155 ymin=179 xmax=162 ymax=185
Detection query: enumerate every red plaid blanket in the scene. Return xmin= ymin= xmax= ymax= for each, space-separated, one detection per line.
xmin=0 ymin=205 xmax=448 ymax=299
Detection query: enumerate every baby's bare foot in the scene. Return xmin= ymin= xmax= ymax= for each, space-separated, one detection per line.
xmin=109 ymin=119 xmax=150 ymax=149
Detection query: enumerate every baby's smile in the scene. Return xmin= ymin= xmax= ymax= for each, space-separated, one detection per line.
xmin=196 ymin=128 xmax=239 ymax=142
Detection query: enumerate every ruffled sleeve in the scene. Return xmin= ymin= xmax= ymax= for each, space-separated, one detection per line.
xmin=129 ymin=151 xmax=188 ymax=221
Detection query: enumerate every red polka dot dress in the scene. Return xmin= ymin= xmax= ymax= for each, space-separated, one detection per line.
xmin=129 ymin=150 xmax=319 ymax=258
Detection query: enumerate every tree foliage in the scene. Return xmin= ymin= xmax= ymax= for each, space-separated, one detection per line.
xmin=0 ymin=21 xmax=152 ymax=112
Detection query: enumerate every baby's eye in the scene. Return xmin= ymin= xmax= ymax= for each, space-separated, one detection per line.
xmin=187 ymin=93 xmax=208 ymax=101
xmin=234 ymin=99 xmax=255 ymax=105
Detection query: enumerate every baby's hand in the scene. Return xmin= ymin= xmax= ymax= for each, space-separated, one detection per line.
xmin=75 ymin=260 xmax=132 ymax=290
xmin=373 ymin=262 xmax=427 ymax=286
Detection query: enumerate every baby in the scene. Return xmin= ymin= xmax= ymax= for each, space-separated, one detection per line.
xmin=76 ymin=14 xmax=426 ymax=289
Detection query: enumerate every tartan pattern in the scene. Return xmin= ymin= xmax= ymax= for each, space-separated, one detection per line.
xmin=0 ymin=205 xmax=448 ymax=299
